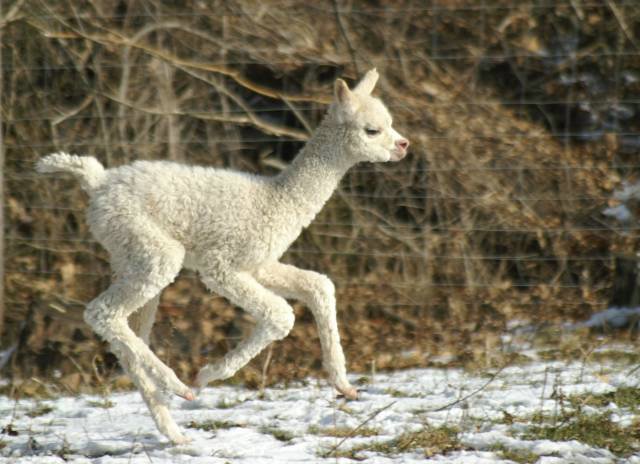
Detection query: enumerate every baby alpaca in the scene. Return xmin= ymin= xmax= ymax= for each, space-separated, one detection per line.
xmin=37 ymin=69 xmax=409 ymax=444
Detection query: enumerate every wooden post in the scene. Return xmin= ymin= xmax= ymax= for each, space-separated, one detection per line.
xmin=0 ymin=9 xmax=5 ymax=338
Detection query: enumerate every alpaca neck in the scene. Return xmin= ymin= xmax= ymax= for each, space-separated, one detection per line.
xmin=274 ymin=120 xmax=352 ymax=226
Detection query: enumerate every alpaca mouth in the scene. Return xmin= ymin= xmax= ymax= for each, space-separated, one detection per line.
xmin=390 ymin=149 xmax=407 ymax=161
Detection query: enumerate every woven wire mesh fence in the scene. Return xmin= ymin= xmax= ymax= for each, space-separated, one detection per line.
xmin=1 ymin=0 xmax=640 ymax=390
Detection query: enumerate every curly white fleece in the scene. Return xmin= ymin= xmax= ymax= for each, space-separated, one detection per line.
xmin=36 ymin=68 xmax=409 ymax=444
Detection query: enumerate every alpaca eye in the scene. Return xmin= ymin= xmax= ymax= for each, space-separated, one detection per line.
xmin=365 ymin=128 xmax=381 ymax=136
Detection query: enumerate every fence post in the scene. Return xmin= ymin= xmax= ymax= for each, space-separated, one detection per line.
xmin=0 ymin=8 xmax=5 ymax=339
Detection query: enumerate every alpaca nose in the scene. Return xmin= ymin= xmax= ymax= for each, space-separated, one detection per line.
xmin=396 ymin=139 xmax=409 ymax=151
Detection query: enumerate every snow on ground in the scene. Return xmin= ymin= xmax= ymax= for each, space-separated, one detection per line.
xmin=2 ymin=353 xmax=640 ymax=463
xmin=573 ymin=307 xmax=640 ymax=330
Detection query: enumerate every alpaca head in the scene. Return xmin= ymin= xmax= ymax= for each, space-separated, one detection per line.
xmin=331 ymin=68 xmax=409 ymax=163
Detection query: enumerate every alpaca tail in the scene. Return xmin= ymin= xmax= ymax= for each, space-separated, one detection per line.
xmin=36 ymin=152 xmax=106 ymax=193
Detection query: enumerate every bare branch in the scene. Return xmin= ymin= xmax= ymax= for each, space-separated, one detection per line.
xmin=101 ymin=92 xmax=309 ymax=141
xmin=29 ymin=20 xmax=332 ymax=104
xmin=0 ymin=0 xmax=26 ymax=30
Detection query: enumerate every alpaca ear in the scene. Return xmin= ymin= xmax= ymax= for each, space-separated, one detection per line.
xmin=354 ymin=68 xmax=379 ymax=95
xmin=334 ymin=78 xmax=356 ymax=107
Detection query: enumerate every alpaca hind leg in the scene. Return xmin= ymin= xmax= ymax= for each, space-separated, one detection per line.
xmin=108 ymin=283 xmax=186 ymax=443
xmin=255 ymin=262 xmax=357 ymax=399
xmin=129 ymin=295 xmax=160 ymax=345
xmin=85 ymin=277 xmax=194 ymax=400
xmin=195 ymin=270 xmax=295 ymax=387
xmin=91 ymin=221 xmax=193 ymax=400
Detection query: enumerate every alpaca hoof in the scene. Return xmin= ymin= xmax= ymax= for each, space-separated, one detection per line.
xmin=171 ymin=433 xmax=191 ymax=445
xmin=179 ymin=389 xmax=196 ymax=401
xmin=336 ymin=385 xmax=359 ymax=400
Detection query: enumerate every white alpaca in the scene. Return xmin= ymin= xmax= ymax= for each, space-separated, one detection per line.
xmin=37 ymin=69 xmax=409 ymax=444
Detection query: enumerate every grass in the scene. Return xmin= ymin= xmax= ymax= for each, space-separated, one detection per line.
xmin=590 ymin=350 xmax=640 ymax=365
xmin=86 ymin=399 xmax=114 ymax=409
xmin=569 ymin=386 xmax=640 ymax=410
xmin=521 ymin=408 xmax=640 ymax=456
xmin=461 ymin=351 xmax=535 ymax=372
xmin=393 ymin=426 xmax=463 ymax=457
xmin=259 ymin=426 xmax=295 ymax=442
xmin=0 ymin=380 xmax=54 ymax=400
xmin=383 ymin=388 xmax=423 ymax=398
xmin=489 ymin=444 xmax=539 ymax=463
xmin=186 ymin=420 xmax=241 ymax=432
xmin=483 ymin=387 xmax=640 ymax=460
xmin=309 ymin=425 xmax=380 ymax=438
xmin=529 ymin=329 xmax=640 ymax=366
xmin=326 ymin=425 xmax=463 ymax=460
xmin=538 ymin=348 xmax=640 ymax=365
xmin=25 ymin=404 xmax=54 ymax=418
xmin=187 ymin=420 xmax=295 ymax=442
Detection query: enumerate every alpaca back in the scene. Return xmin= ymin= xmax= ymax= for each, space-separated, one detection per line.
xmin=88 ymin=161 xmax=282 ymax=270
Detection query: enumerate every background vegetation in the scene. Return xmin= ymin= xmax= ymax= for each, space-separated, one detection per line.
xmin=2 ymin=0 xmax=640 ymax=395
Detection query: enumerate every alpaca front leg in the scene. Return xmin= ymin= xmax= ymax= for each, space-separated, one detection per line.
xmin=195 ymin=270 xmax=295 ymax=388
xmin=255 ymin=262 xmax=357 ymax=399
xmin=195 ymin=320 xmax=275 ymax=386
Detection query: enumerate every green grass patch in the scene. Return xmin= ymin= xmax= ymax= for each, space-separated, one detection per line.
xmin=25 ymin=404 xmax=54 ymax=418
xmin=383 ymin=387 xmax=428 ymax=398
xmin=391 ymin=425 xmax=463 ymax=457
xmin=86 ymin=399 xmax=114 ymax=409
xmin=324 ymin=425 xmax=464 ymax=459
xmin=537 ymin=348 xmax=580 ymax=362
xmin=186 ymin=419 xmax=240 ymax=431
xmin=309 ymin=425 xmax=379 ymax=438
xmin=489 ymin=443 xmax=539 ymax=463
xmin=522 ymin=409 xmax=640 ymax=456
xmin=590 ymin=351 xmax=640 ymax=365
xmin=462 ymin=352 xmax=534 ymax=372
xmin=570 ymin=387 xmax=640 ymax=410
xmin=260 ymin=426 xmax=295 ymax=442
xmin=329 ymin=448 xmax=366 ymax=461
xmin=531 ymin=331 xmax=640 ymax=366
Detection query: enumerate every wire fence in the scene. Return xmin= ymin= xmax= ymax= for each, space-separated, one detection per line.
xmin=2 ymin=0 xmax=640 ymax=383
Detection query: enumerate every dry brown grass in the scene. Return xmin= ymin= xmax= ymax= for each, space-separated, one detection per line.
xmin=2 ymin=0 xmax=640 ymax=393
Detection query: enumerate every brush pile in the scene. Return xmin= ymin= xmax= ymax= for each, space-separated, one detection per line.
xmin=2 ymin=0 xmax=639 ymax=393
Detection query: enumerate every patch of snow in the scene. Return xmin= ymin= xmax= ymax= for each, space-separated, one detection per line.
xmin=0 ymin=343 xmax=17 ymax=371
xmin=602 ymin=180 xmax=640 ymax=223
xmin=613 ymin=181 xmax=640 ymax=202
xmin=575 ymin=306 xmax=640 ymax=330
xmin=602 ymin=204 xmax=633 ymax=222
xmin=1 ymin=354 xmax=639 ymax=463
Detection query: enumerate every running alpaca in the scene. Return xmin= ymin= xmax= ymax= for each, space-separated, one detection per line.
xmin=37 ymin=69 xmax=409 ymax=444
